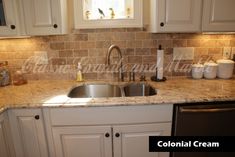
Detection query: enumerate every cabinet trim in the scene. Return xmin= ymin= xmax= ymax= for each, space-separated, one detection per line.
xmin=49 ymin=105 xmax=173 ymax=126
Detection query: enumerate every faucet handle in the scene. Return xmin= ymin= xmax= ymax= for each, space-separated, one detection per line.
xmin=129 ymin=71 xmax=135 ymax=82
xmin=119 ymin=66 xmax=125 ymax=82
xmin=140 ymin=75 xmax=146 ymax=82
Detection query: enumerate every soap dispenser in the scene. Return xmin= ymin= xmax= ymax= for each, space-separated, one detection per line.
xmin=76 ymin=62 xmax=83 ymax=82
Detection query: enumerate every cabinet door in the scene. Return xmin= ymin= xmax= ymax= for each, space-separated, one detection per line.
xmin=8 ymin=109 xmax=49 ymax=157
xmin=0 ymin=0 xmax=19 ymax=36
xmin=21 ymin=0 xmax=67 ymax=35
xmin=150 ymin=0 xmax=202 ymax=32
xmin=113 ymin=123 xmax=171 ymax=157
xmin=202 ymin=0 xmax=235 ymax=32
xmin=0 ymin=112 xmax=15 ymax=157
xmin=52 ymin=126 xmax=112 ymax=157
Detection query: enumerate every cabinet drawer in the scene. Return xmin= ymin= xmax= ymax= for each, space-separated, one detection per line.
xmin=49 ymin=104 xmax=173 ymax=126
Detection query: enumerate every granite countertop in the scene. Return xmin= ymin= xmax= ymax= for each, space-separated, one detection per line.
xmin=0 ymin=78 xmax=235 ymax=113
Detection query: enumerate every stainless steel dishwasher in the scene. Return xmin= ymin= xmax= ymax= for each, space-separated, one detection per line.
xmin=171 ymin=101 xmax=235 ymax=157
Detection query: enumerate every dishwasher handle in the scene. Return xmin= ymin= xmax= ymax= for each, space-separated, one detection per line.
xmin=180 ymin=107 xmax=235 ymax=113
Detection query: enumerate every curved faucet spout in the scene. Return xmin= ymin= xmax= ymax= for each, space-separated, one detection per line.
xmin=106 ymin=45 xmax=123 ymax=65
xmin=106 ymin=45 xmax=124 ymax=81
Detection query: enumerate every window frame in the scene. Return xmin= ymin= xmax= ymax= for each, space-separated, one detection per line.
xmin=73 ymin=0 xmax=143 ymax=29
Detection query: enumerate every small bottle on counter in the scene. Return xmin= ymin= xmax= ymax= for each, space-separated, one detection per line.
xmin=0 ymin=61 xmax=11 ymax=87
xmin=76 ymin=62 xmax=83 ymax=82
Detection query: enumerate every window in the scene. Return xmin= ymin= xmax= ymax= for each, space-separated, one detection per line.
xmin=74 ymin=0 xmax=143 ymax=28
xmin=83 ymin=0 xmax=134 ymax=20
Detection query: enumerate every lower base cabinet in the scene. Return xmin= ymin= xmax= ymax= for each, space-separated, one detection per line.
xmin=45 ymin=105 xmax=173 ymax=157
xmin=52 ymin=123 xmax=170 ymax=157
xmin=113 ymin=123 xmax=170 ymax=157
xmin=0 ymin=112 xmax=15 ymax=157
xmin=8 ymin=109 xmax=49 ymax=157
xmin=0 ymin=105 xmax=172 ymax=157
xmin=52 ymin=126 xmax=113 ymax=157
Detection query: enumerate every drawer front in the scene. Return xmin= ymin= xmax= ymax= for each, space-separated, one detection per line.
xmin=49 ymin=104 xmax=173 ymax=126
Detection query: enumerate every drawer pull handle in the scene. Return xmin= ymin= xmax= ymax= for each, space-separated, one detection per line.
xmin=160 ymin=22 xmax=164 ymax=27
xmin=105 ymin=133 xmax=110 ymax=138
xmin=35 ymin=115 xmax=40 ymax=120
xmin=53 ymin=24 xmax=58 ymax=28
xmin=11 ymin=25 xmax=16 ymax=30
xmin=115 ymin=133 xmax=120 ymax=138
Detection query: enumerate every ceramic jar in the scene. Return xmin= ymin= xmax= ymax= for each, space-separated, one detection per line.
xmin=217 ymin=59 xmax=235 ymax=79
xmin=192 ymin=64 xmax=204 ymax=79
xmin=12 ymin=70 xmax=28 ymax=86
xmin=204 ymin=61 xmax=218 ymax=79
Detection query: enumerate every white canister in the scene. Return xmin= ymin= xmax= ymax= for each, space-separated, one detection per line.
xmin=217 ymin=59 xmax=235 ymax=79
xmin=192 ymin=64 xmax=204 ymax=79
xmin=204 ymin=61 xmax=218 ymax=79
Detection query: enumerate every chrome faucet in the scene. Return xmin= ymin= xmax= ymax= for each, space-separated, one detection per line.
xmin=106 ymin=45 xmax=124 ymax=82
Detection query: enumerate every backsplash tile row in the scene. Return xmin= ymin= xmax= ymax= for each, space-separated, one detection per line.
xmin=0 ymin=28 xmax=235 ymax=80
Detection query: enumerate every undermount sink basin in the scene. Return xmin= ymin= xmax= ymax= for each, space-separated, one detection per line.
xmin=123 ymin=83 xmax=157 ymax=97
xmin=68 ymin=83 xmax=157 ymax=98
xmin=68 ymin=84 xmax=123 ymax=98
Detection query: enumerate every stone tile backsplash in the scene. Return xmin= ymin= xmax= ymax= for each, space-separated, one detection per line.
xmin=0 ymin=28 xmax=235 ymax=80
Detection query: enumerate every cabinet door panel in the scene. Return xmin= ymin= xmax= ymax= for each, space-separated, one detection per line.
xmin=113 ymin=123 xmax=171 ymax=157
xmin=0 ymin=112 xmax=15 ymax=157
xmin=0 ymin=117 xmax=10 ymax=157
xmin=52 ymin=126 xmax=112 ymax=157
xmin=9 ymin=109 xmax=48 ymax=157
xmin=21 ymin=0 xmax=61 ymax=35
xmin=166 ymin=0 xmax=192 ymax=23
xmin=31 ymin=0 xmax=53 ymax=26
xmin=202 ymin=0 xmax=235 ymax=32
xmin=150 ymin=0 xmax=202 ymax=32
xmin=18 ymin=116 xmax=44 ymax=157
xmin=0 ymin=0 xmax=18 ymax=36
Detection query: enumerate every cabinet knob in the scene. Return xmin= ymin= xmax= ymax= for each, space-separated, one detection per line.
xmin=105 ymin=133 xmax=110 ymax=138
xmin=160 ymin=22 xmax=164 ymax=27
xmin=10 ymin=25 xmax=16 ymax=30
xmin=53 ymin=24 xmax=58 ymax=28
xmin=115 ymin=133 xmax=120 ymax=138
xmin=35 ymin=115 xmax=40 ymax=120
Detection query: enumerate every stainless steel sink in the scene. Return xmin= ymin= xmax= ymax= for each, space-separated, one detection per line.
xmin=68 ymin=84 xmax=123 ymax=98
xmin=123 ymin=83 xmax=157 ymax=97
xmin=68 ymin=83 xmax=157 ymax=98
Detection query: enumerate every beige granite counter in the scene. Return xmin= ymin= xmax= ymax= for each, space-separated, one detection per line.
xmin=0 ymin=78 xmax=235 ymax=113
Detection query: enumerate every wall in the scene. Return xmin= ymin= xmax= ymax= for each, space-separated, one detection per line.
xmin=0 ymin=28 xmax=235 ymax=81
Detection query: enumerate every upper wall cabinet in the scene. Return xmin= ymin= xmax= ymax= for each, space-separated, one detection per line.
xmin=149 ymin=0 xmax=202 ymax=33
xmin=202 ymin=0 xmax=235 ymax=32
xmin=73 ymin=0 xmax=143 ymax=29
xmin=20 ymin=0 xmax=68 ymax=35
xmin=0 ymin=0 xmax=21 ymax=36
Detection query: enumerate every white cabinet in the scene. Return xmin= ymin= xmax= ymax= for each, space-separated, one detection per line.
xmin=20 ymin=0 xmax=68 ymax=35
xmin=44 ymin=105 xmax=173 ymax=157
xmin=202 ymin=0 xmax=235 ymax=32
xmin=52 ymin=126 xmax=112 ymax=157
xmin=0 ymin=112 xmax=15 ymax=157
xmin=52 ymin=123 xmax=170 ymax=157
xmin=149 ymin=0 xmax=235 ymax=33
xmin=8 ymin=109 xmax=49 ymax=157
xmin=149 ymin=0 xmax=202 ymax=33
xmin=73 ymin=0 xmax=143 ymax=29
xmin=0 ymin=0 xmax=21 ymax=36
xmin=113 ymin=123 xmax=171 ymax=157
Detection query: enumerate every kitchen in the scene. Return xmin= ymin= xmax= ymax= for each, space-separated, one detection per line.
xmin=0 ymin=0 xmax=235 ymax=157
